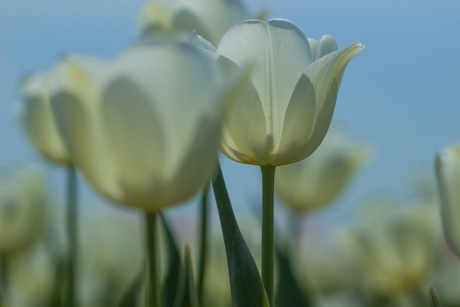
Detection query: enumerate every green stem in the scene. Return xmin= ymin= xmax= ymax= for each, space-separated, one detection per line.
xmin=261 ymin=165 xmax=276 ymax=306
xmin=145 ymin=212 xmax=159 ymax=307
xmin=66 ymin=166 xmax=78 ymax=307
xmin=197 ymin=186 xmax=209 ymax=306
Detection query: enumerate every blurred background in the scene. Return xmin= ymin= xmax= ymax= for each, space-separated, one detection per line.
xmin=1 ymin=0 xmax=460 ymax=306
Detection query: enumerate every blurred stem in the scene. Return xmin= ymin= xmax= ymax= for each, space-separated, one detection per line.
xmin=261 ymin=165 xmax=276 ymax=307
xmin=145 ymin=212 xmax=159 ymax=307
xmin=66 ymin=166 xmax=78 ymax=307
xmin=197 ymin=185 xmax=209 ymax=306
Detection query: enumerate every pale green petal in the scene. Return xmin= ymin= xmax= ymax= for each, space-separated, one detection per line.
xmin=273 ymin=74 xmax=316 ymax=165
xmin=19 ymin=74 xmax=69 ymax=164
xmin=218 ymin=19 xmax=313 ymax=160
xmin=436 ymin=146 xmax=460 ymax=257
xmin=303 ymin=43 xmax=364 ymax=156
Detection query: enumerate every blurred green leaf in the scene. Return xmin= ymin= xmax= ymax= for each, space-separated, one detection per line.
xmin=173 ymin=247 xmax=200 ymax=307
xmin=275 ymin=245 xmax=312 ymax=307
xmin=197 ymin=186 xmax=210 ymax=306
xmin=429 ymin=287 xmax=442 ymax=307
xmin=160 ymin=213 xmax=183 ymax=307
xmin=212 ymin=161 xmax=269 ymax=307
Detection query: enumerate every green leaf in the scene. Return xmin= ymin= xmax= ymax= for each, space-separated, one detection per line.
xmin=160 ymin=213 xmax=183 ymax=307
xmin=212 ymin=161 xmax=269 ymax=307
xmin=197 ymin=186 xmax=210 ymax=306
xmin=429 ymin=287 xmax=442 ymax=307
xmin=173 ymin=246 xmax=200 ymax=307
xmin=275 ymin=244 xmax=312 ymax=307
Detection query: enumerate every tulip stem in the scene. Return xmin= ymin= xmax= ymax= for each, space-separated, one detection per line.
xmin=66 ymin=166 xmax=78 ymax=307
xmin=261 ymin=165 xmax=276 ymax=306
xmin=145 ymin=212 xmax=159 ymax=307
xmin=197 ymin=185 xmax=209 ymax=306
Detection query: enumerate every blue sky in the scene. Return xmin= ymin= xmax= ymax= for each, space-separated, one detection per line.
xmin=1 ymin=0 xmax=460 ymax=220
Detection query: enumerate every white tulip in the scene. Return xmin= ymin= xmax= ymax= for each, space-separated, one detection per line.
xmin=217 ymin=19 xmax=363 ymax=166
xmin=50 ymin=42 xmax=232 ymax=212
xmin=275 ymin=127 xmax=371 ymax=212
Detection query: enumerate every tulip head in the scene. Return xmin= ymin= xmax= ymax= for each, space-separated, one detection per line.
xmin=275 ymin=127 xmax=371 ymax=212
xmin=0 ymin=166 xmax=46 ymax=255
xmin=18 ymin=73 xmax=70 ymax=164
xmin=217 ymin=19 xmax=363 ymax=166
xmin=139 ymin=0 xmax=260 ymax=46
xmin=436 ymin=145 xmax=460 ymax=257
xmin=50 ymin=42 xmax=232 ymax=213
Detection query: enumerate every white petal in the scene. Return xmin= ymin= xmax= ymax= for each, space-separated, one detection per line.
xmin=303 ymin=43 xmax=364 ymax=156
xmin=308 ymin=35 xmax=338 ymax=61
xmin=273 ymin=74 xmax=316 ymax=165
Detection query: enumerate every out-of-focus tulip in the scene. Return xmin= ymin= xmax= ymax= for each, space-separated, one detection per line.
xmin=6 ymin=242 xmax=55 ymax=307
xmin=436 ymin=145 xmax=460 ymax=257
xmin=50 ymin=42 xmax=233 ymax=213
xmin=0 ymin=166 xmax=46 ymax=255
xmin=275 ymin=128 xmax=371 ymax=212
xmin=18 ymin=74 xmax=70 ymax=164
xmin=139 ymin=0 xmax=265 ymax=46
xmin=348 ymin=198 xmax=440 ymax=296
xmin=217 ymin=19 xmax=363 ymax=166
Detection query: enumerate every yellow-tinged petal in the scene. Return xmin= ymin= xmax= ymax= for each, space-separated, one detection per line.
xmin=436 ymin=145 xmax=460 ymax=257
xmin=50 ymin=57 xmax=124 ymax=203
xmin=19 ymin=74 xmax=70 ymax=164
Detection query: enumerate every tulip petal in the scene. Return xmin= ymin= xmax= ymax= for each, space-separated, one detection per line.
xmin=50 ymin=58 xmax=123 ymax=203
xmin=220 ymin=69 xmax=269 ymax=165
xmin=303 ymin=43 xmax=364 ymax=156
xmin=102 ymin=77 xmax=166 ymax=211
xmin=308 ymin=35 xmax=338 ymax=61
xmin=20 ymin=74 xmax=69 ymax=164
xmin=171 ymin=8 xmax=211 ymax=42
xmin=218 ymin=19 xmax=313 ymax=156
xmin=161 ymin=118 xmax=221 ymax=208
xmin=436 ymin=146 xmax=460 ymax=257
xmin=273 ymin=74 xmax=316 ymax=165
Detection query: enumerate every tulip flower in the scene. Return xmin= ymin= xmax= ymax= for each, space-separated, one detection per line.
xmin=50 ymin=43 xmax=229 ymax=213
xmin=49 ymin=41 xmax=235 ymax=307
xmin=0 ymin=166 xmax=46 ymax=255
xmin=18 ymin=74 xmax=70 ymax=165
xmin=139 ymin=0 xmax=266 ymax=46
xmin=436 ymin=145 xmax=460 ymax=257
xmin=217 ymin=19 xmax=363 ymax=166
xmin=217 ymin=18 xmax=363 ymax=304
xmin=349 ymin=198 xmax=440 ymax=298
xmin=276 ymin=127 xmax=371 ymax=212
